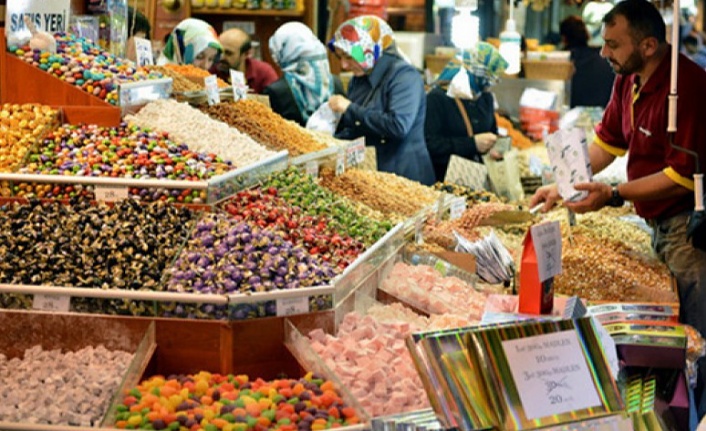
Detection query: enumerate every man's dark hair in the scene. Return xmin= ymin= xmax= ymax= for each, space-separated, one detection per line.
xmin=683 ymin=34 xmax=698 ymax=47
xmin=560 ymin=16 xmax=589 ymax=48
xmin=603 ymin=0 xmax=666 ymax=44
xmin=128 ymin=6 xmax=151 ymax=40
xmin=240 ymin=35 xmax=252 ymax=55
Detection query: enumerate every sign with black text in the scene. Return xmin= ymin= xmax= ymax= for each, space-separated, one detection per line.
xmin=6 ymin=0 xmax=71 ymax=45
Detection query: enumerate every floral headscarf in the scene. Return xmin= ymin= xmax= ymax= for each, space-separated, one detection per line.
xmin=437 ymin=42 xmax=509 ymax=96
xmin=269 ymin=22 xmax=334 ymax=122
xmin=328 ymin=16 xmax=395 ymax=72
xmin=161 ymin=18 xmax=222 ymax=65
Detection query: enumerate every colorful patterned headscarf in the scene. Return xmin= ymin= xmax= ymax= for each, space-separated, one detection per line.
xmin=161 ymin=18 xmax=222 ymax=65
xmin=437 ymin=42 xmax=509 ymax=96
xmin=328 ymin=15 xmax=395 ymax=72
xmin=269 ymin=22 xmax=334 ymax=122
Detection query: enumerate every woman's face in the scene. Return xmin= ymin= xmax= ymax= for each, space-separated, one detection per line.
xmin=192 ymin=46 xmax=218 ymax=70
xmin=335 ymin=48 xmax=366 ymax=77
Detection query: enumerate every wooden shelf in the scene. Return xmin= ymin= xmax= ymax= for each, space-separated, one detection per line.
xmin=191 ymin=6 xmax=304 ymax=16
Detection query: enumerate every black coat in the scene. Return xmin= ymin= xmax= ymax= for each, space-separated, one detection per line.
xmin=263 ymin=75 xmax=345 ymax=127
xmin=424 ymin=87 xmax=497 ymax=182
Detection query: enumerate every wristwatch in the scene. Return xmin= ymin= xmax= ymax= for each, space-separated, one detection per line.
xmin=606 ymin=186 xmax=625 ymax=207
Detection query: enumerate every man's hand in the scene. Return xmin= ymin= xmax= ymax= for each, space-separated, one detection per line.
xmin=328 ymin=95 xmax=351 ymax=113
xmin=529 ymin=184 xmax=561 ymax=213
xmin=564 ymin=182 xmax=612 ymax=213
xmin=475 ymin=133 xmax=497 ymax=154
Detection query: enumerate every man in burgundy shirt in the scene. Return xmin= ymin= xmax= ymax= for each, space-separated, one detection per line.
xmin=532 ymin=0 xmax=706 ymax=418
xmin=212 ymin=28 xmax=278 ymax=94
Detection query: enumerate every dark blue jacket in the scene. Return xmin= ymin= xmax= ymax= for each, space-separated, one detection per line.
xmin=335 ymin=52 xmax=435 ymax=186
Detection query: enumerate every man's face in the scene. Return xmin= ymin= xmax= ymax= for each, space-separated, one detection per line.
xmin=220 ymin=38 xmax=244 ymax=70
xmin=600 ymin=15 xmax=646 ymax=75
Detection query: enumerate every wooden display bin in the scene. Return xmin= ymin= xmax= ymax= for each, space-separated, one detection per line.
xmin=0 ymin=28 xmax=122 ymax=126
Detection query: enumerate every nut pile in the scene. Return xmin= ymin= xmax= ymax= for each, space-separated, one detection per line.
xmin=262 ymin=168 xmax=393 ymax=246
xmin=433 ymin=182 xmax=501 ymax=204
xmin=201 ymin=101 xmax=327 ymax=156
xmin=423 ymin=202 xmax=514 ymax=249
xmin=319 ymin=168 xmax=441 ymax=218
xmin=145 ymin=66 xmax=202 ymax=92
xmin=0 ymin=345 xmax=133 ymax=426
xmin=126 ymin=99 xmax=275 ymax=167
xmin=161 ymin=64 xmax=229 ymax=88
xmin=0 ymin=103 xmax=58 ymax=174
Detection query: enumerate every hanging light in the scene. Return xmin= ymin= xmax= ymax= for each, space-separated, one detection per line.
xmin=451 ymin=0 xmax=480 ymax=51
xmin=499 ymin=0 xmax=522 ymax=74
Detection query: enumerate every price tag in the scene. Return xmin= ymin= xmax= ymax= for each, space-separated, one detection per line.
xmin=435 ymin=194 xmax=446 ymax=222
xmin=94 ymin=185 xmax=129 ymax=202
xmin=230 ymin=70 xmax=248 ymax=101
xmin=529 ymin=221 xmax=562 ymax=281
xmin=33 ymin=294 xmax=71 ymax=312
xmin=346 ymin=137 xmax=366 ymax=166
xmin=502 ymin=330 xmax=602 ymax=420
xmin=134 ymin=37 xmax=154 ymax=66
xmin=205 ymin=75 xmax=220 ymax=106
xmin=335 ymin=151 xmax=345 ymax=176
xmin=276 ymin=296 xmax=309 ymax=316
xmin=449 ymin=197 xmax=467 ymax=220
xmin=414 ymin=217 xmax=424 ymax=244
xmin=305 ymin=161 xmax=319 ymax=177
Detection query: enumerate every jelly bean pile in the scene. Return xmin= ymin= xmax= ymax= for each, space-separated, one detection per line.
xmin=115 ymin=372 xmax=360 ymax=431
xmin=9 ymin=33 xmax=162 ymax=105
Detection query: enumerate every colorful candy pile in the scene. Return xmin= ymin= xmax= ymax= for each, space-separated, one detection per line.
xmin=0 ymin=103 xmax=58 ymax=174
xmin=114 ymin=371 xmax=360 ymax=431
xmin=9 ymin=33 xmax=162 ymax=105
xmin=16 ymin=123 xmax=233 ymax=202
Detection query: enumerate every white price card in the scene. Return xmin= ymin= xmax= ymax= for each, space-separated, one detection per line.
xmin=33 ymin=294 xmax=71 ymax=312
xmin=205 ymin=75 xmax=220 ymax=106
xmin=346 ymin=138 xmax=366 ymax=166
xmin=134 ymin=37 xmax=154 ymax=66
xmin=530 ymin=221 xmax=562 ymax=282
xmin=502 ymin=330 xmax=602 ymax=420
xmin=94 ymin=185 xmax=128 ymax=202
xmin=230 ymin=69 xmax=248 ymax=101
xmin=335 ymin=151 xmax=345 ymax=176
xmin=276 ymin=296 xmax=309 ymax=317
xmin=305 ymin=161 xmax=319 ymax=177
xmin=449 ymin=197 xmax=467 ymax=220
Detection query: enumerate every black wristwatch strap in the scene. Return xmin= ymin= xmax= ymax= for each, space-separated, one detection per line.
xmin=607 ymin=186 xmax=625 ymax=207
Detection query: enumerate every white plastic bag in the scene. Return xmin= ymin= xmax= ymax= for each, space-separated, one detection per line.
xmin=306 ymin=103 xmax=342 ymax=135
xmin=446 ymin=69 xmax=475 ymax=100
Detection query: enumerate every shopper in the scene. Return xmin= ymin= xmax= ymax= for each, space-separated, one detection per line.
xmin=125 ymin=7 xmax=151 ymax=64
xmin=213 ymin=28 xmax=278 ymax=94
xmin=264 ymin=22 xmax=344 ymax=127
xmin=531 ymin=0 xmax=706 ymax=419
xmin=425 ymin=42 xmax=507 ymax=182
xmin=327 ymin=16 xmax=435 ymax=185
xmin=560 ymin=15 xmax=615 ymax=107
xmin=158 ymin=18 xmax=222 ymax=70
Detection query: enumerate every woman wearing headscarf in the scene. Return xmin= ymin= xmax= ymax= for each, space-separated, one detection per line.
xmin=158 ymin=18 xmax=222 ymax=70
xmin=264 ymin=22 xmax=344 ymax=127
xmin=425 ymin=42 xmax=508 ymax=182
xmin=327 ymin=16 xmax=435 ymax=186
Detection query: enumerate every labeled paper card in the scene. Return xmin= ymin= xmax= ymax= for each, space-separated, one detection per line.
xmin=230 ymin=70 xmax=248 ymax=102
xmin=545 ymin=127 xmax=593 ymax=202
xmin=502 ymin=330 xmax=602 ymax=420
xmin=529 ymin=221 xmax=562 ymax=282
xmin=205 ymin=75 xmax=220 ymax=106
xmin=134 ymin=37 xmax=154 ymax=66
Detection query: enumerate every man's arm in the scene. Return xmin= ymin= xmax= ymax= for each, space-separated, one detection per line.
xmin=588 ymin=142 xmax=616 ymax=175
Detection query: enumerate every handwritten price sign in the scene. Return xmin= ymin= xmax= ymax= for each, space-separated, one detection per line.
xmin=276 ymin=296 xmax=309 ymax=317
xmin=94 ymin=186 xmax=128 ymax=202
xmin=502 ymin=330 xmax=601 ymax=420
xmin=345 ymin=138 xmax=366 ymax=167
xmin=33 ymin=294 xmax=71 ymax=312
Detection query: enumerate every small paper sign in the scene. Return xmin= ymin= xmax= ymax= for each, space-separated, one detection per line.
xmin=414 ymin=217 xmax=424 ymax=245
xmin=134 ymin=37 xmax=154 ymax=66
xmin=335 ymin=151 xmax=345 ymax=176
xmin=230 ymin=70 xmax=248 ymax=101
xmin=529 ymin=221 xmax=562 ymax=282
xmin=346 ymin=138 xmax=365 ymax=166
xmin=305 ymin=161 xmax=318 ymax=177
xmin=276 ymin=296 xmax=309 ymax=316
xmin=205 ymin=75 xmax=220 ymax=106
xmin=33 ymin=294 xmax=71 ymax=312
xmin=449 ymin=197 xmax=466 ymax=220
xmin=435 ymin=194 xmax=446 ymax=222
xmin=94 ymin=185 xmax=128 ymax=202
xmin=502 ymin=330 xmax=602 ymax=420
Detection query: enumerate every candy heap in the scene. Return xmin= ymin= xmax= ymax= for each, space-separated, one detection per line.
xmin=0 ymin=103 xmax=58 ymax=174
xmin=9 ymin=33 xmax=163 ymax=105
xmin=16 ymin=123 xmax=233 ymax=202
xmin=114 ymin=371 xmax=360 ymax=431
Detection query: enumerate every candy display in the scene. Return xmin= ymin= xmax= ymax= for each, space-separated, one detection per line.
xmin=380 ymin=262 xmax=486 ymax=321
xmin=262 ymin=169 xmax=393 ymax=246
xmin=201 ymin=101 xmax=327 ymax=156
xmin=307 ymin=312 xmax=429 ymax=417
xmin=0 ymin=344 xmax=133 ymax=426
xmin=126 ymin=99 xmax=276 ymax=167
xmin=366 ymin=302 xmax=476 ymax=330
xmin=114 ymin=371 xmax=360 ymax=430
xmin=220 ymin=188 xmax=366 ymax=269
xmin=15 ymin=123 xmax=233 ymax=202
xmin=0 ymin=103 xmax=58 ymax=174
xmin=9 ymin=33 xmax=163 ymax=105
xmin=319 ymin=168 xmax=442 ymax=219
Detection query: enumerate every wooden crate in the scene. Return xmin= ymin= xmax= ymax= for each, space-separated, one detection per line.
xmin=522 ymin=59 xmax=575 ymax=81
